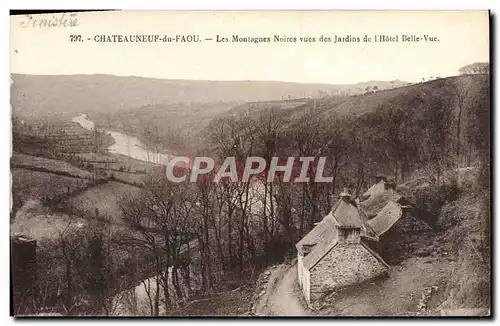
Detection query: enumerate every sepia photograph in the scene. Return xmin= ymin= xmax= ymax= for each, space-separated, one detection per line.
xmin=9 ymin=10 xmax=491 ymax=317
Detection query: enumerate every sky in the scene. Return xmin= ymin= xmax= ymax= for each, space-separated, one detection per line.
xmin=10 ymin=10 xmax=490 ymax=85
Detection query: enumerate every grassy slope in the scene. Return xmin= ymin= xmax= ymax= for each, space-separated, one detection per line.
xmin=11 ymin=152 xmax=93 ymax=178
xmin=11 ymin=168 xmax=88 ymax=208
xmin=226 ymin=75 xmax=489 ymax=120
xmin=437 ymin=191 xmax=490 ymax=310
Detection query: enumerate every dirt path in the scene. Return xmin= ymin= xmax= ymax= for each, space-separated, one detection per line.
xmin=256 ymin=264 xmax=309 ymax=316
xmin=315 ymin=255 xmax=456 ymax=316
xmin=255 ymin=254 xmax=456 ymax=317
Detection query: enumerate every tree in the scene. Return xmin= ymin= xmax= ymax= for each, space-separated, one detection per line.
xmin=119 ymin=176 xmax=183 ymax=315
xmin=451 ymin=76 xmax=472 ymax=166
xmin=459 ymin=62 xmax=489 ymax=75
xmin=255 ymin=108 xmax=286 ymax=263
xmin=421 ymin=91 xmax=455 ymax=185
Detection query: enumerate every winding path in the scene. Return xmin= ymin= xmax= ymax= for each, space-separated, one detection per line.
xmin=259 ymin=264 xmax=309 ymax=316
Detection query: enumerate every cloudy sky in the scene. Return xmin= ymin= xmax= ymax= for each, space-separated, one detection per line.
xmin=10 ymin=10 xmax=489 ymax=84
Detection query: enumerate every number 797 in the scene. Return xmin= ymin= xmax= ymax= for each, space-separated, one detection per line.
xmin=70 ymin=35 xmax=82 ymax=42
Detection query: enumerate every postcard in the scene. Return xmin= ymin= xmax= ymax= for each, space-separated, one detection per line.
xmin=10 ymin=10 xmax=491 ymax=317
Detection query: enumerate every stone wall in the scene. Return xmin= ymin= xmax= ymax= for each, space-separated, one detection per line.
xmin=302 ymin=269 xmax=311 ymax=304
xmin=297 ymin=254 xmax=303 ymax=288
xmin=309 ymin=244 xmax=387 ymax=301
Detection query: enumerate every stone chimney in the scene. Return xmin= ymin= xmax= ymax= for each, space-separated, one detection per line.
xmin=336 ymin=188 xmax=361 ymax=244
xmin=339 ymin=188 xmax=351 ymax=202
xmin=337 ymin=226 xmax=361 ymax=244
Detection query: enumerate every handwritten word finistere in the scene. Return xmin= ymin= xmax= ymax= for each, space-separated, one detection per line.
xmin=20 ymin=13 xmax=79 ymax=28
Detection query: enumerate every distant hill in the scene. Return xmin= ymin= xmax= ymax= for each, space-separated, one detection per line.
xmin=10 ymin=74 xmax=410 ymax=118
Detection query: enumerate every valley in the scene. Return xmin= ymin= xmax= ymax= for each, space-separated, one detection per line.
xmin=10 ymin=71 xmax=490 ymax=317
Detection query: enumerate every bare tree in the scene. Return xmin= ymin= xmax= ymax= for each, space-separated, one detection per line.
xmin=451 ymin=76 xmax=472 ymax=166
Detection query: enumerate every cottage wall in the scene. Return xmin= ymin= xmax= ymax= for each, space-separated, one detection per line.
xmin=309 ymin=244 xmax=387 ymax=301
xmin=302 ymin=269 xmax=311 ymax=304
xmin=297 ymin=254 xmax=303 ymax=288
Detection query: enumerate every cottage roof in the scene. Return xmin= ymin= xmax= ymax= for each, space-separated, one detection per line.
xmin=359 ymin=188 xmax=403 ymax=219
xmin=302 ymin=230 xmax=339 ymax=270
xmin=330 ymin=198 xmax=363 ymax=228
xmin=367 ymin=201 xmax=403 ymax=236
xmin=302 ymin=231 xmax=390 ymax=271
xmin=295 ymin=213 xmax=337 ymax=248
xmin=295 ymin=197 xmax=362 ymax=249
xmin=362 ymin=179 xmax=387 ymax=199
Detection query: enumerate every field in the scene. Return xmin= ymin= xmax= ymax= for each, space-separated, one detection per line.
xmin=11 ymin=153 xmax=93 ymax=178
xmin=65 ymin=181 xmax=141 ymax=223
xmin=13 ymin=115 xmax=114 ymax=155
xmin=77 ymin=152 xmax=163 ymax=174
xmin=110 ymin=171 xmax=148 ymax=185
xmin=11 ymin=202 xmax=87 ymax=241
xmin=75 ymin=152 xmax=118 ymax=163
xmin=11 ymin=168 xmax=89 ymax=210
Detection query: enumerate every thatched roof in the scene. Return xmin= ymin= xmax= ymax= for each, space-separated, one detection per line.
xmin=367 ymin=201 xmax=403 ymax=236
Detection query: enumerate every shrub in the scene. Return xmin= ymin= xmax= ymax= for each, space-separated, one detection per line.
xmin=413 ymin=182 xmax=462 ymax=228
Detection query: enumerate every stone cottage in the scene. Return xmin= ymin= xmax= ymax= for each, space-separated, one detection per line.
xmin=295 ymin=190 xmax=389 ymax=305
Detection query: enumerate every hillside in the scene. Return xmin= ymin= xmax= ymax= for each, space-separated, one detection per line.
xmin=73 ymin=74 xmax=488 ymax=163
xmin=10 ymin=73 xmax=409 ymax=119
xmin=226 ymin=75 xmax=489 ymax=119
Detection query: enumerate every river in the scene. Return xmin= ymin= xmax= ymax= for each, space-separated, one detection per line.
xmin=72 ymin=113 xmax=172 ymax=165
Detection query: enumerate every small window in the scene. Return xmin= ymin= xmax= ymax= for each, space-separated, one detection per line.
xmin=303 ymin=244 xmax=316 ymax=256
